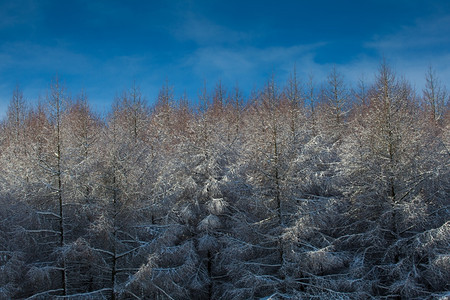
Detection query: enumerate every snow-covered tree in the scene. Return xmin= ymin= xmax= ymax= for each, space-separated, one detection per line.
xmin=0 ymin=63 xmax=448 ymax=299
xmin=423 ymin=66 xmax=448 ymax=123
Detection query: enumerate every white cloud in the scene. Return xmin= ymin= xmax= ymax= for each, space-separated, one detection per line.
xmin=364 ymin=14 xmax=450 ymax=89
xmin=0 ymin=0 xmax=40 ymax=29
xmin=0 ymin=42 xmax=96 ymax=111
xmin=0 ymin=42 xmax=93 ymax=74
xmin=171 ymin=11 xmax=252 ymax=46
xmin=367 ymin=15 xmax=450 ymax=53
xmin=182 ymin=43 xmax=328 ymax=89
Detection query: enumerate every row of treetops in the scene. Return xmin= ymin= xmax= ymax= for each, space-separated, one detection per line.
xmin=2 ymin=63 xmax=448 ymax=134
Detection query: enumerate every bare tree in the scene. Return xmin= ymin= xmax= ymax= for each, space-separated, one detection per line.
xmin=306 ymin=72 xmax=318 ymax=135
xmin=423 ymin=66 xmax=448 ymax=123
xmin=284 ymin=64 xmax=303 ymax=144
xmin=322 ymin=66 xmax=348 ymax=137
xmin=45 ymin=77 xmax=69 ymax=296
xmin=6 ymin=85 xmax=27 ymax=143
xmin=0 ymin=64 xmax=448 ymax=299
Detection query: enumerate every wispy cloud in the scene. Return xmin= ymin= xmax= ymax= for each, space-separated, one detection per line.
xmin=182 ymin=43 xmax=327 ymax=89
xmin=0 ymin=42 xmax=93 ymax=74
xmin=0 ymin=41 xmax=97 ymax=115
xmin=0 ymin=0 xmax=40 ymax=29
xmin=171 ymin=9 xmax=450 ymax=92
xmin=172 ymin=13 xmax=251 ymax=46
xmin=367 ymin=15 xmax=450 ymax=53
xmin=365 ymin=14 xmax=450 ymax=89
xmin=1 ymin=3 xmax=448 ymax=117
xmin=0 ymin=41 xmax=161 ymax=116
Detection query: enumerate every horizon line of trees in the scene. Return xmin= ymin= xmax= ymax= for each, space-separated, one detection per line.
xmin=1 ymin=64 xmax=448 ymax=123
xmin=0 ymin=62 xmax=449 ymax=299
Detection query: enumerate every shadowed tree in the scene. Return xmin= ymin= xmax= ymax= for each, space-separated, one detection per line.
xmin=0 ymin=63 xmax=448 ymax=299
xmin=10 ymin=78 xmax=71 ymax=298
xmin=338 ymin=62 xmax=450 ymax=298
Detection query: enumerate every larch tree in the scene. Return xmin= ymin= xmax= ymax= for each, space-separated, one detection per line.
xmin=423 ymin=66 xmax=448 ymax=123
xmin=0 ymin=87 xmax=31 ymax=299
xmin=1 ymin=86 xmax=29 ymax=193
xmin=219 ymin=76 xmax=294 ymax=299
xmin=283 ymin=64 xmax=304 ymax=145
xmin=0 ymin=62 xmax=448 ymax=299
xmin=14 ymin=78 xmax=72 ymax=298
xmin=226 ymin=83 xmax=244 ymax=140
xmin=128 ymin=83 xmax=235 ymax=299
xmin=87 ymin=90 xmax=154 ymax=299
xmin=306 ymin=72 xmax=318 ymax=135
xmin=64 ymin=93 xmax=102 ymax=205
xmin=6 ymin=85 xmax=28 ymax=144
xmin=322 ymin=66 xmax=348 ymax=138
xmin=44 ymin=77 xmax=70 ymax=296
xmin=353 ymin=73 xmax=370 ymax=107
xmin=339 ymin=62 xmax=449 ymax=298
xmin=61 ymin=94 xmax=107 ymax=296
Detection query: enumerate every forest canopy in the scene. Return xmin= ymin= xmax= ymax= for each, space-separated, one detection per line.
xmin=0 ymin=63 xmax=449 ymax=299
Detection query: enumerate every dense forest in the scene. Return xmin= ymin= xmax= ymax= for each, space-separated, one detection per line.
xmin=0 ymin=63 xmax=448 ymax=299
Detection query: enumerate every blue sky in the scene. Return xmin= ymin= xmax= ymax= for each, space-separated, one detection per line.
xmin=0 ymin=0 xmax=449 ymax=117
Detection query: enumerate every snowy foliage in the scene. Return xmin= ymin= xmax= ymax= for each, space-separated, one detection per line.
xmin=0 ymin=66 xmax=448 ymax=299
